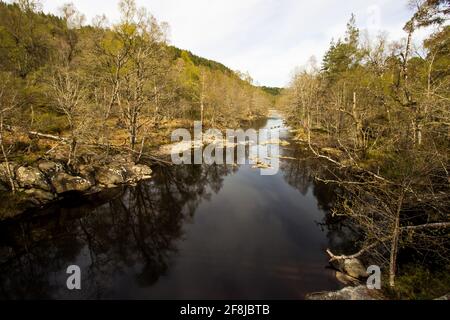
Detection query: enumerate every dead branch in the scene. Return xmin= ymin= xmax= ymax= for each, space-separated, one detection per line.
xmin=326 ymin=241 xmax=384 ymax=262
xmin=404 ymin=222 xmax=450 ymax=232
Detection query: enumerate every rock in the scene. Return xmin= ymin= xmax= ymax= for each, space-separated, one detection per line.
xmin=51 ymin=172 xmax=92 ymax=194
xmin=128 ymin=164 xmax=152 ymax=181
xmin=306 ymin=286 xmax=385 ymax=300
xmin=77 ymin=164 xmax=96 ymax=185
xmin=37 ymin=160 xmax=65 ymax=175
xmin=95 ymin=167 xmax=125 ymax=187
xmin=335 ymin=271 xmax=361 ymax=286
xmin=343 ymin=259 xmax=368 ymax=279
xmin=331 ymin=258 xmax=368 ymax=279
xmin=24 ymin=188 xmax=56 ymax=204
xmin=16 ymin=166 xmax=51 ymax=191
xmin=252 ymin=161 xmax=272 ymax=169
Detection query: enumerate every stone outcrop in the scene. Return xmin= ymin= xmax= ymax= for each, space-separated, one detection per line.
xmin=37 ymin=160 xmax=65 ymax=175
xmin=335 ymin=271 xmax=361 ymax=286
xmin=24 ymin=188 xmax=56 ymax=204
xmin=331 ymin=258 xmax=368 ymax=279
xmin=95 ymin=167 xmax=125 ymax=187
xmin=306 ymin=285 xmax=385 ymax=300
xmin=94 ymin=162 xmax=152 ymax=187
xmin=51 ymin=172 xmax=92 ymax=194
xmin=15 ymin=166 xmax=51 ymax=191
xmin=128 ymin=164 xmax=153 ymax=182
xmin=0 ymin=156 xmax=153 ymax=218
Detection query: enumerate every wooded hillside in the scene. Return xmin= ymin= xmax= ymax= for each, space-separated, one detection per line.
xmin=0 ymin=0 xmax=273 ymax=174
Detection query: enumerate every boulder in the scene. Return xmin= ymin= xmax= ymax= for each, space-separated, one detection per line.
xmin=24 ymin=188 xmax=56 ymax=204
xmin=343 ymin=258 xmax=368 ymax=279
xmin=335 ymin=271 xmax=361 ymax=286
xmin=37 ymin=160 xmax=65 ymax=175
xmin=51 ymin=172 xmax=92 ymax=194
xmin=128 ymin=164 xmax=152 ymax=181
xmin=95 ymin=167 xmax=125 ymax=187
xmin=15 ymin=166 xmax=51 ymax=191
xmin=77 ymin=164 xmax=96 ymax=185
xmin=306 ymin=286 xmax=385 ymax=300
xmin=331 ymin=258 xmax=368 ymax=279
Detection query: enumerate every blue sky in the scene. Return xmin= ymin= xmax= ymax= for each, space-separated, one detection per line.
xmin=37 ymin=0 xmax=431 ymax=87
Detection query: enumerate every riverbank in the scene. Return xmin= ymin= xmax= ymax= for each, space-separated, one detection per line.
xmin=0 ymin=113 xmax=345 ymax=299
xmin=0 ymin=114 xmax=272 ymax=221
xmin=0 ymin=155 xmax=153 ymax=220
xmin=280 ymin=112 xmax=450 ymax=300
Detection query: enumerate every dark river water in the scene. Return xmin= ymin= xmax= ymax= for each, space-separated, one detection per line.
xmin=0 ymin=114 xmax=347 ymax=299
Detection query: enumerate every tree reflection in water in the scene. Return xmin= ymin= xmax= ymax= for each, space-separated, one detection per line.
xmin=279 ymin=146 xmax=359 ymax=262
xmin=281 ymin=147 xmax=358 ymax=260
xmin=0 ymin=163 xmax=237 ymax=299
xmin=0 ymin=116 xmax=353 ymax=299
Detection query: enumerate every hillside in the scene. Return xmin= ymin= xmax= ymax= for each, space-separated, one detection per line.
xmin=0 ymin=0 xmax=275 ymax=164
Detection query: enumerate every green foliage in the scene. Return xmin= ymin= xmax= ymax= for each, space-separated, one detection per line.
xmin=0 ymin=1 xmax=68 ymax=78
xmin=0 ymin=0 xmax=271 ymax=159
xmin=385 ymin=264 xmax=450 ymax=300
xmin=282 ymin=6 xmax=450 ymax=295
xmin=34 ymin=112 xmax=69 ymax=134
xmin=425 ymin=25 xmax=450 ymax=79
xmin=168 ymin=46 xmax=235 ymax=76
xmin=260 ymin=86 xmax=282 ymax=96
xmin=322 ymin=14 xmax=362 ymax=81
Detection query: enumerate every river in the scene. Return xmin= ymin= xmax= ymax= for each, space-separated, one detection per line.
xmin=0 ymin=113 xmax=347 ymax=299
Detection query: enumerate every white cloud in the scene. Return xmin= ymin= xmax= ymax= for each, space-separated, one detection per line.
xmin=38 ymin=0 xmax=426 ymax=87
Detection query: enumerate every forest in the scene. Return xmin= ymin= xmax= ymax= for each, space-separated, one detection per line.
xmin=279 ymin=0 xmax=449 ymax=297
xmin=0 ymin=0 xmax=274 ymax=182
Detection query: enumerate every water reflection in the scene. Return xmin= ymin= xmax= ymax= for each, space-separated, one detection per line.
xmin=0 ymin=116 xmax=347 ymax=300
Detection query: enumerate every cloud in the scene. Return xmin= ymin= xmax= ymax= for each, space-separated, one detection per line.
xmin=39 ymin=0 xmax=426 ymax=87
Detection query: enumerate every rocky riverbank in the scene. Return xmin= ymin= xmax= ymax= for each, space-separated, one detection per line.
xmin=306 ymin=255 xmax=386 ymax=300
xmin=306 ymin=285 xmax=386 ymax=300
xmin=0 ymin=155 xmax=152 ymax=220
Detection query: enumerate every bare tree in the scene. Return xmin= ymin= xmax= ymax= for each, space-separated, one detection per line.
xmin=49 ymin=68 xmax=86 ymax=165
xmin=0 ymin=73 xmax=17 ymax=193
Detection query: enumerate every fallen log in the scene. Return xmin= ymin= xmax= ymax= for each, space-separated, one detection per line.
xmin=326 ymin=222 xmax=450 ymax=262
xmin=28 ymin=131 xmax=69 ymax=143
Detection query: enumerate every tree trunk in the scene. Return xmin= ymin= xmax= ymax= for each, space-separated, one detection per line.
xmin=130 ymin=108 xmax=138 ymax=151
xmin=200 ymin=72 xmax=205 ymax=127
xmin=68 ymin=136 xmax=77 ymax=166
xmin=389 ymin=193 xmax=404 ymax=287
xmin=200 ymin=100 xmax=204 ymax=127
xmin=0 ymin=114 xmax=16 ymax=193
xmin=352 ymin=92 xmax=363 ymax=149
xmin=417 ymin=123 xmax=423 ymax=146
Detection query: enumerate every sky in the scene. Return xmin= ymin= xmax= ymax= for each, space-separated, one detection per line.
xmin=36 ymin=0 xmax=432 ymax=87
